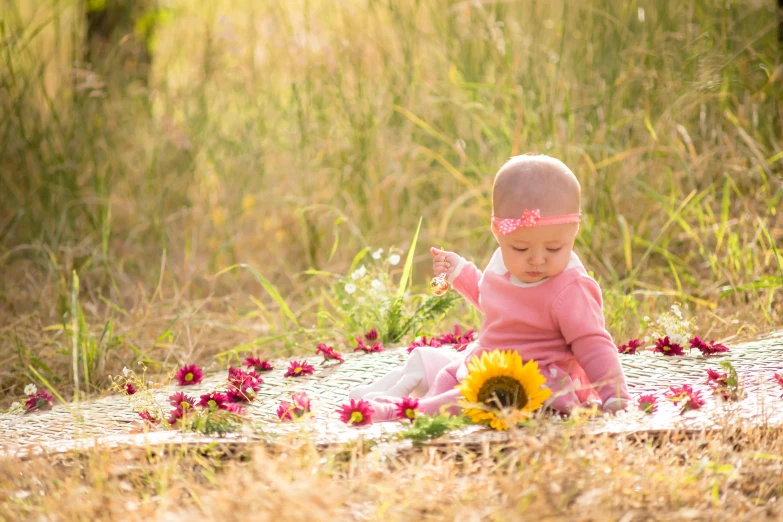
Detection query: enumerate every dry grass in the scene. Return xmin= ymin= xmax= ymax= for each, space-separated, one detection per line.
xmin=1 ymin=424 xmax=782 ymax=520
xmin=1 ymin=0 xmax=782 ymax=518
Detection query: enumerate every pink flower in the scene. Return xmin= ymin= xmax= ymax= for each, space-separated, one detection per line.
xmin=336 ymin=399 xmax=374 ymax=426
xmin=316 ymin=344 xmax=344 ymax=363
xmin=653 ymin=337 xmax=686 ymax=356
xmin=364 ymin=329 xmax=379 ymax=342
xmin=354 ymin=338 xmax=384 ymax=353
xmin=25 ymin=390 xmax=53 ymax=412
xmin=175 ymin=364 xmax=204 ymax=386
xmin=774 ymin=373 xmax=783 ymax=389
xmin=124 ymin=383 xmax=137 ymax=395
xmin=705 ymin=369 xmax=737 ymax=401
xmin=276 ymin=392 xmax=312 ymax=421
xmin=396 ymin=397 xmax=419 ymax=421
xmin=689 ymin=337 xmax=729 ymax=355
xmin=228 ymin=367 xmax=263 ymax=394
xmin=438 ymin=324 xmax=476 ymax=351
xmin=705 ymin=368 xmax=728 ymax=386
xmin=197 ymin=391 xmax=229 ymax=410
xmin=284 ymin=360 xmax=316 ymax=377
xmin=243 ymin=356 xmax=273 ymax=372
xmin=225 ymin=388 xmax=255 ymax=404
xmin=638 ymin=394 xmax=658 ymax=414
xmin=224 ymin=403 xmax=245 ymax=415
xmin=665 ymin=385 xmax=705 ymax=413
xmin=617 ymin=339 xmax=643 ymax=355
xmin=167 ymin=392 xmax=195 ymax=426
xmin=406 ymin=336 xmax=443 ymax=354
xmin=138 ymin=411 xmax=160 ymax=424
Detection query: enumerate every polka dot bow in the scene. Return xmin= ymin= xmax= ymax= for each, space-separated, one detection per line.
xmin=491 ymin=209 xmax=581 ymax=235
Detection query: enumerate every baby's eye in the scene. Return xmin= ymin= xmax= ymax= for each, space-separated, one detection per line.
xmin=512 ymin=247 xmax=528 ymax=252
xmin=547 ymin=247 xmax=563 ymax=253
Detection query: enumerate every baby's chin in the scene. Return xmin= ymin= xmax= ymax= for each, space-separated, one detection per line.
xmin=513 ymin=271 xmax=550 ymax=283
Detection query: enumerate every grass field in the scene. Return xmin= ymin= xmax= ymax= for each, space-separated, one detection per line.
xmin=1 ymin=0 xmax=782 ymax=518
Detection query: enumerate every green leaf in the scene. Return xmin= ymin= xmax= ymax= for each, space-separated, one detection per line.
xmin=397 ymin=217 xmax=423 ymax=298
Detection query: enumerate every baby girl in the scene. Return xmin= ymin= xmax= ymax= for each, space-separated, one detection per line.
xmin=350 ymin=154 xmax=630 ymax=421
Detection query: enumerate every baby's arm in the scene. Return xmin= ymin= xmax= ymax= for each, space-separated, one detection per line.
xmin=430 ymin=247 xmax=483 ymax=312
xmin=552 ymin=278 xmax=630 ymax=409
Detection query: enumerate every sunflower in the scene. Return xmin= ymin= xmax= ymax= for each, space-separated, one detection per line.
xmin=457 ymin=350 xmax=551 ymax=430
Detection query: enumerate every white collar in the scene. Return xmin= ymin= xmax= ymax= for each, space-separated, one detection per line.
xmin=486 ymin=249 xmax=583 ymax=288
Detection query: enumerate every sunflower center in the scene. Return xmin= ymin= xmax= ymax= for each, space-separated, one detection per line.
xmin=185 ymin=372 xmax=194 ymax=381
xmin=349 ymin=411 xmax=364 ymax=424
xmin=477 ymin=376 xmax=528 ymax=410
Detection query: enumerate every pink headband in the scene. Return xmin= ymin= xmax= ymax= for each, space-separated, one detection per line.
xmin=491 ymin=209 xmax=581 ymax=235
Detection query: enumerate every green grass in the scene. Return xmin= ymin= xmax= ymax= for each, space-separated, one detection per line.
xmin=1 ymin=0 xmax=782 ymax=402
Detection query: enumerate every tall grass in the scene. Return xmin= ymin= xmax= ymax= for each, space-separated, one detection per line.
xmin=0 ymin=0 xmax=781 ymax=400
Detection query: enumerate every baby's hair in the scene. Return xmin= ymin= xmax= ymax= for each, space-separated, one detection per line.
xmin=492 ymin=154 xmax=581 ymax=218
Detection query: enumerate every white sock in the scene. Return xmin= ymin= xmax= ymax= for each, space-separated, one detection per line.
xmin=365 ymin=372 xmax=425 ymax=399
xmin=348 ymin=368 xmax=404 ymax=399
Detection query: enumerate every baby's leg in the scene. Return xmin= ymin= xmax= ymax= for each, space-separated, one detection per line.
xmin=360 ymin=347 xmax=461 ymax=400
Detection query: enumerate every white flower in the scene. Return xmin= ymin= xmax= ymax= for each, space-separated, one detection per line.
xmin=372 ymin=248 xmax=383 ymax=260
xmin=351 ymin=265 xmax=367 ymax=280
xmin=357 ymin=297 xmax=366 ymax=305
xmin=389 ymin=254 xmax=401 ymax=266
xmin=122 ymin=366 xmax=130 ymax=377
xmin=344 ymin=282 xmax=357 ymax=294
xmin=9 ymin=402 xmax=21 ymax=414
xmin=24 ymin=384 xmax=37 ymax=396
xmin=370 ymin=279 xmax=385 ymax=293
xmin=643 ymin=316 xmax=650 ymax=322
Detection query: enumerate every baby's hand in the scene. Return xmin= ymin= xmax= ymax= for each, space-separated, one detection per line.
xmin=430 ymin=247 xmax=460 ymax=278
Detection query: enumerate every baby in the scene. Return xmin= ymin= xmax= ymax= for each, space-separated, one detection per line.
xmin=350 ymin=154 xmax=630 ymax=421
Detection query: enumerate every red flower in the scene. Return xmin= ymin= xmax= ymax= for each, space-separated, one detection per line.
xmin=336 ymin=399 xmax=374 ymax=426
xmin=689 ymin=337 xmax=730 ymax=355
xmin=705 ymin=368 xmax=728 ymax=386
xmin=197 ymin=391 xmax=229 ymax=410
xmin=354 ymin=338 xmax=384 ymax=353
xmin=25 ymin=390 xmax=54 ymax=412
xmin=175 ymin=364 xmax=204 ymax=386
xmin=364 ymin=329 xmax=379 ymax=342
xmin=665 ymin=385 xmax=705 ymax=413
xmin=638 ymin=394 xmax=658 ymax=414
xmin=316 ymin=344 xmax=344 ymax=363
xmin=243 ymin=356 xmax=273 ymax=372
xmin=396 ymin=397 xmax=419 ymax=422
xmin=774 ymin=373 xmax=783 ymax=389
xmin=438 ymin=324 xmax=476 ymax=351
xmin=705 ymin=369 xmax=737 ymax=401
xmin=276 ymin=392 xmax=312 ymax=421
xmin=653 ymin=337 xmax=685 ymax=356
xmin=124 ymin=383 xmax=137 ymax=395
xmin=284 ymin=360 xmax=316 ymax=377
xmin=617 ymin=339 xmax=643 ymax=355
xmin=406 ymin=336 xmax=443 ymax=354
xmin=138 ymin=411 xmax=160 ymax=424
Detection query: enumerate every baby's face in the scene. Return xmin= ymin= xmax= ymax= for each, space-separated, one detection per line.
xmin=493 ymin=222 xmax=579 ymax=283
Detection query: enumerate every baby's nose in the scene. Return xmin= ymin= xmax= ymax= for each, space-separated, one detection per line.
xmin=529 ymin=255 xmax=546 ymax=266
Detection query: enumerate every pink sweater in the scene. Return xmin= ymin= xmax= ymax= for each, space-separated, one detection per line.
xmin=449 ymin=249 xmax=630 ymax=403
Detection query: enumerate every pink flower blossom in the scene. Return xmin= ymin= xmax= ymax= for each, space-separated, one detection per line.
xmin=653 ymin=337 xmax=686 ymax=356
xmin=175 ymin=364 xmax=204 ymax=386
xmin=228 ymin=367 xmax=263 ymax=396
xmin=336 ymin=399 xmax=374 ymax=426
xmin=124 ymin=383 xmax=137 ymax=395
xmin=774 ymin=373 xmax=783 ymax=389
xmin=438 ymin=324 xmax=476 ymax=351
xmin=617 ymin=339 xmax=643 ymax=355
xmin=406 ymin=336 xmax=442 ymax=354
xmin=316 ymin=344 xmax=344 ymax=363
xmin=138 ymin=411 xmax=160 ymax=424
xmin=638 ymin=394 xmax=658 ymax=414
xmin=25 ymin=390 xmax=54 ymax=412
xmin=197 ymin=391 xmax=229 ymax=410
xmin=243 ymin=356 xmax=273 ymax=372
xmin=167 ymin=392 xmax=195 ymax=426
xmin=354 ymin=338 xmax=384 ymax=353
xmin=364 ymin=329 xmax=379 ymax=342
xmin=284 ymin=360 xmax=316 ymax=377
xmin=689 ymin=337 xmax=730 ymax=355
xmin=224 ymin=403 xmax=245 ymax=415
xmin=277 ymin=392 xmax=312 ymax=421
xmin=665 ymin=385 xmax=705 ymax=413
xmin=396 ymin=397 xmax=419 ymax=421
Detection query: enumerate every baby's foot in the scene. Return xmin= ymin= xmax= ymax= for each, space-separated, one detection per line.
xmin=366 ymin=399 xmax=400 ymax=423
xmin=364 ymin=373 xmax=425 ymax=400
xmin=602 ymin=397 xmax=629 ymax=414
